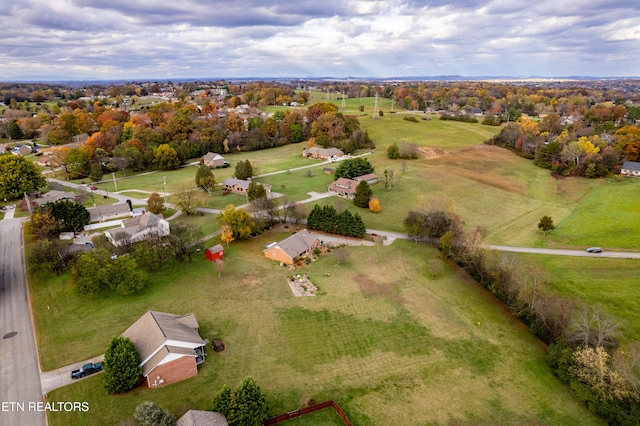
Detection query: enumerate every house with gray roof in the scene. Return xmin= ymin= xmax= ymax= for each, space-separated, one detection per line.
xmin=177 ymin=410 xmax=228 ymax=426
xmin=263 ymin=229 xmax=320 ymax=265
xmin=105 ymin=212 xmax=170 ymax=247
xmin=88 ymin=203 xmax=132 ymax=222
xmin=34 ymin=190 xmax=77 ymax=207
xmin=222 ymin=178 xmax=271 ymax=195
xmin=621 ymin=161 xmax=640 ymax=176
xmin=122 ymin=310 xmax=207 ymax=388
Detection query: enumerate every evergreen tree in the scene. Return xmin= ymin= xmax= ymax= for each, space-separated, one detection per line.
xmin=234 ymin=161 xmax=246 ymax=179
xmin=103 ymin=336 xmax=142 ymax=394
xmin=247 ymin=181 xmax=267 ymax=202
xmin=235 ymin=160 xmax=254 ymax=179
xmin=244 ymin=160 xmax=253 ymax=178
xmin=229 ymin=377 xmax=269 ymax=426
xmin=353 ymin=180 xmax=372 ymax=208
xmin=46 ymin=199 xmax=90 ymax=232
xmin=538 ymin=215 xmax=555 ymax=235
xmin=9 ymin=121 xmax=25 ymax=139
xmin=133 ymin=401 xmax=175 ymax=426
xmin=334 ymin=157 xmax=374 ymax=180
xmin=212 ymin=385 xmax=233 ymax=415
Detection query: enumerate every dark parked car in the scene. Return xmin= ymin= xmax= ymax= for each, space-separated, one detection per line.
xmin=71 ymin=362 xmax=103 ymax=379
xmin=586 ymin=247 xmax=603 ymax=253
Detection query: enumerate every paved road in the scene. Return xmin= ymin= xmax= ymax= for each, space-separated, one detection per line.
xmin=0 ymin=217 xmax=46 ymax=426
xmin=486 ymin=245 xmax=640 ymax=259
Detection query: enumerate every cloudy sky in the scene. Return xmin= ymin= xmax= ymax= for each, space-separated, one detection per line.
xmin=2 ymin=0 xmax=639 ymax=80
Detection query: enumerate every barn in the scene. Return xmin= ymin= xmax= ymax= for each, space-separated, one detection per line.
xmin=205 ymin=244 xmax=225 ymax=261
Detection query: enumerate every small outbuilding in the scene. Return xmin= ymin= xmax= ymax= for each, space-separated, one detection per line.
xmin=205 ymin=244 xmax=225 ymax=262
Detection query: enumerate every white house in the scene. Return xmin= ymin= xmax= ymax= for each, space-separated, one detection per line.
xmin=105 ymin=212 xmax=170 ymax=246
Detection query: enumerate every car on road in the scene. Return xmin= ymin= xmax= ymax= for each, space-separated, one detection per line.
xmin=89 ymin=185 xmax=98 ymax=190
xmin=586 ymin=247 xmax=603 ymax=253
xmin=71 ymin=362 xmax=103 ymax=379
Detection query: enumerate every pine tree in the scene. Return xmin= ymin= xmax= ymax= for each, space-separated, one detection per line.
xmin=353 ymin=180 xmax=372 ymax=208
xmin=133 ymin=401 xmax=175 ymax=426
xmin=234 ymin=161 xmax=246 ymax=179
xmin=229 ymin=377 xmax=268 ymax=426
xmin=103 ymin=336 xmax=142 ymax=394
xmin=212 ymin=385 xmax=233 ymax=416
xmin=538 ymin=215 xmax=555 ymax=235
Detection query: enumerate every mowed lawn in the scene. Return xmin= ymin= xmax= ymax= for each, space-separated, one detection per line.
xmin=34 ymin=236 xmax=600 ymax=425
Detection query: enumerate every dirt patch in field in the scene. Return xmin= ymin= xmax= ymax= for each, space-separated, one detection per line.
xmin=241 ymin=275 xmax=261 ymax=288
xmin=354 ymin=274 xmax=405 ymax=306
xmin=433 ymin=145 xmax=527 ymax=195
xmin=419 ymin=147 xmax=446 ymax=159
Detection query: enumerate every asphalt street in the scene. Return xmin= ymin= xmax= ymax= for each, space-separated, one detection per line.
xmin=0 ymin=215 xmax=46 ymax=426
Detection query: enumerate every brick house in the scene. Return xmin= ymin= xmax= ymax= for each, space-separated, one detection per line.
xmin=302 ymin=146 xmax=344 ymax=161
xmin=202 ymin=152 xmax=226 ymax=168
xmin=263 ymin=229 xmax=320 ymax=265
xmin=122 ymin=310 xmax=208 ymax=388
xmin=327 ymin=177 xmax=359 ymax=199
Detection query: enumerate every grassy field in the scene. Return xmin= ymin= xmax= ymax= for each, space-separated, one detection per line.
xmin=546 ymin=177 xmax=640 ymax=249
xmin=507 ymin=253 xmax=640 ymax=345
xmin=34 ymin=236 xmax=600 ymax=425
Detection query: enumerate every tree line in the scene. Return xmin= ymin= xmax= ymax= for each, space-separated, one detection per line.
xmin=404 ymin=207 xmax=640 ymax=424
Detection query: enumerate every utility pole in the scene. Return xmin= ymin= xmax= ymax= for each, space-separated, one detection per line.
xmin=112 ymin=172 xmax=118 ymax=192
xmin=163 ymin=176 xmax=167 ymax=202
xmin=372 ymin=93 xmax=380 ymax=119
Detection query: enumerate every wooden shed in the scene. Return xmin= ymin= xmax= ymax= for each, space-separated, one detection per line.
xmin=205 ymin=244 xmax=225 ymax=262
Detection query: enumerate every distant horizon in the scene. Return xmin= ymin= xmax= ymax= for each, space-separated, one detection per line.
xmin=3 ymin=74 xmax=640 ymax=85
xmin=3 ymin=1 xmax=638 ymax=82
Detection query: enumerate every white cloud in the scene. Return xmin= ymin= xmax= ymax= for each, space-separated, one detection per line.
xmin=0 ymin=0 xmax=639 ymax=79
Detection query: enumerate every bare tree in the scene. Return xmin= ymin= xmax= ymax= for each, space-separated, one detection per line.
xmin=569 ymin=307 xmax=622 ymax=349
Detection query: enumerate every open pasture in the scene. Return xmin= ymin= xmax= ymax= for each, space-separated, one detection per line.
xmin=35 ymin=236 xmax=599 ymax=425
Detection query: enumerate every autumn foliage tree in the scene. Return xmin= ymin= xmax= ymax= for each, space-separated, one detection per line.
xmin=220 ymin=224 xmax=235 ymax=246
xmin=217 ymin=204 xmax=254 ymax=240
xmin=369 ymin=197 xmax=381 ymax=213
xmin=153 ymin=144 xmax=180 ymax=170
xmin=146 ymin=192 xmax=164 ymax=214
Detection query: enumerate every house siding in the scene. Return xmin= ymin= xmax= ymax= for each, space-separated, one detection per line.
xmin=145 ymin=356 xmax=197 ymax=388
xmin=263 ymin=247 xmax=294 ymax=265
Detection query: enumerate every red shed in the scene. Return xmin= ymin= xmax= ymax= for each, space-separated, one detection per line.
xmin=205 ymin=244 xmax=225 ymax=261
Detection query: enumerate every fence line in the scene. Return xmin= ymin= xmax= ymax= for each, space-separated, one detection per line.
xmin=264 ymin=400 xmax=352 ymax=426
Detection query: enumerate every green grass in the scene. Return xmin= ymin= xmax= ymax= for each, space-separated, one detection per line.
xmin=170 ymin=212 xmax=221 ymax=237
xmin=547 ymin=177 xmax=640 ymax=249
xmin=34 ymin=237 xmax=599 ymax=425
xmin=509 ymin=253 xmax=640 ymax=344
